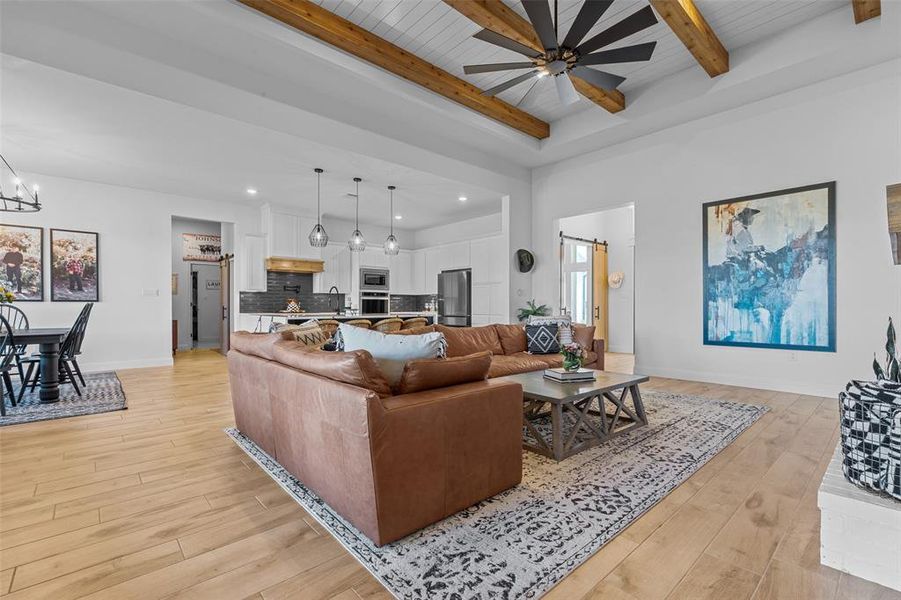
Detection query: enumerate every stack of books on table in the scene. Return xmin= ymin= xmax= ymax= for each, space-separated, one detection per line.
xmin=544 ymin=368 xmax=597 ymax=383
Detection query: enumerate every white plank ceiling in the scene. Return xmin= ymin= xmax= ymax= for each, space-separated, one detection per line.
xmin=314 ymin=0 xmax=846 ymax=123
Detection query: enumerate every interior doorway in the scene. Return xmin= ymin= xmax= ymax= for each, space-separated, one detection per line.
xmin=171 ymin=217 xmax=223 ymax=353
xmin=559 ymin=205 xmax=635 ymax=369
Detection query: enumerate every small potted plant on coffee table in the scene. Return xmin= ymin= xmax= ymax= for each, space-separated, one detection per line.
xmin=561 ymin=342 xmax=584 ymax=372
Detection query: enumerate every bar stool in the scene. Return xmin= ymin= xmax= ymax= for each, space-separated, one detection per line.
xmin=401 ymin=317 xmax=428 ymax=330
xmin=343 ymin=319 xmax=372 ymax=329
xmin=318 ymin=320 xmax=340 ymax=338
xmin=372 ymin=318 xmax=403 ymax=333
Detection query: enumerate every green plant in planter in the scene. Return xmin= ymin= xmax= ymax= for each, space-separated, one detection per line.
xmin=517 ymin=299 xmax=550 ymax=323
xmin=873 ymin=317 xmax=901 ymax=382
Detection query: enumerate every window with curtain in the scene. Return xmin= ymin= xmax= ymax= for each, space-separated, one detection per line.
xmin=561 ymin=239 xmax=593 ymax=325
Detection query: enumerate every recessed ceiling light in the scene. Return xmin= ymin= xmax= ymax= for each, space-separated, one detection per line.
xmin=246 ymin=188 xmax=258 ymax=195
xmin=458 ymin=196 xmax=467 ymax=202
xmin=394 ymin=215 xmax=403 ymax=220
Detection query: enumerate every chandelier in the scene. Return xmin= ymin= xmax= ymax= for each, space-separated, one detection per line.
xmin=0 ymin=154 xmax=41 ymax=213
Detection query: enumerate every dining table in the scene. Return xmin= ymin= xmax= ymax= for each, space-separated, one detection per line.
xmin=12 ymin=328 xmax=70 ymax=403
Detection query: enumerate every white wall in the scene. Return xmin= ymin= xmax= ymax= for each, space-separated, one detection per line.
xmin=4 ymin=173 xmax=259 ymax=371
xmin=171 ymin=217 xmax=221 ymax=350
xmin=410 ymin=213 xmax=502 ymax=249
xmin=532 ymin=61 xmax=901 ymax=397
xmin=560 ymin=205 xmax=635 ymax=353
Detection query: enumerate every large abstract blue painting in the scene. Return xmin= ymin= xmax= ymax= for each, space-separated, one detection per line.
xmin=703 ymin=182 xmax=836 ymax=352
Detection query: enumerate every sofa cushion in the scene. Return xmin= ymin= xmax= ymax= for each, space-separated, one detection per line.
xmin=526 ymin=323 xmax=560 ymax=354
xmin=495 ymin=324 xmax=527 ymax=355
xmin=337 ymin=324 xmax=447 ymax=387
xmin=272 ymin=339 xmax=393 ymax=398
xmin=512 ymin=351 xmax=563 ymax=368
xmin=395 ymin=351 xmax=492 ymax=395
xmin=487 ymin=354 xmax=549 ymax=378
xmin=435 ymin=324 xmax=504 ymax=358
xmin=230 ymin=331 xmax=287 ymax=360
xmin=572 ymin=324 xmax=596 ymax=352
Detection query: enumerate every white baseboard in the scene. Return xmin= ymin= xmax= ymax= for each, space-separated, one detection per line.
xmin=80 ymin=356 xmax=175 ymax=373
xmin=633 ymin=362 xmax=839 ymax=398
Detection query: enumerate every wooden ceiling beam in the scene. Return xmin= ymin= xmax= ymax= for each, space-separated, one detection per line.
xmin=444 ymin=0 xmax=626 ymax=113
xmin=851 ymin=0 xmax=881 ymax=23
xmin=649 ymin=0 xmax=728 ymax=77
xmin=239 ymin=0 xmax=549 ymax=139
xmin=443 ymin=0 xmax=542 ymax=52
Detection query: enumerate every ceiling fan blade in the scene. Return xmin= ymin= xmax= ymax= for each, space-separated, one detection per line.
xmin=554 ymin=73 xmax=580 ymax=105
xmin=575 ymin=5 xmax=658 ymax=56
xmin=482 ymin=70 xmax=540 ymax=97
xmin=522 ymin=0 xmax=558 ymax=51
xmin=517 ymin=78 xmax=541 ymax=107
xmin=463 ymin=61 xmax=536 ymax=75
xmin=473 ymin=29 xmax=543 ymax=58
xmin=577 ymin=41 xmax=657 ymax=66
xmin=571 ymin=66 xmax=626 ymax=91
xmin=562 ymin=0 xmax=613 ymax=49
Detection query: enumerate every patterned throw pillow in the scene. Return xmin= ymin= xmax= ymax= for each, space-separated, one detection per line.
xmin=528 ymin=315 xmax=574 ymax=346
xmin=273 ymin=320 xmax=330 ymax=348
xmin=526 ymin=323 xmax=560 ymax=354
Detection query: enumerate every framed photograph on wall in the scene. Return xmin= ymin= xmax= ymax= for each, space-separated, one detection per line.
xmin=50 ymin=229 xmax=99 ymax=302
xmin=182 ymin=233 xmax=221 ymax=262
xmin=703 ymin=181 xmax=836 ymax=352
xmin=0 ymin=224 xmax=43 ymax=301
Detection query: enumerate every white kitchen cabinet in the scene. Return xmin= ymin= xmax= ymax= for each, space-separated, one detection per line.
xmin=316 ymin=243 xmax=352 ymax=295
xmin=241 ymin=234 xmax=267 ymax=292
xmin=449 ymin=241 xmax=470 ymax=270
xmin=470 ymin=235 xmax=505 ymax=284
xmin=389 ymin=251 xmax=413 ymax=295
xmin=411 ymin=250 xmax=426 ymax=294
xmin=360 ymin=247 xmax=389 ymax=269
xmin=262 ymin=205 xmax=321 ymax=260
xmin=424 ymin=247 xmax=441 ymax=294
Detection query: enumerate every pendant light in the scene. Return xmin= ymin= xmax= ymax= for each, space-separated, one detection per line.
xmin=348 ymin=177 xmax=366 ymax=252
xmin=308 ymin=168 xmax=328 ymax=247
xmin=384 ymin=185 xmax=399 ymax=255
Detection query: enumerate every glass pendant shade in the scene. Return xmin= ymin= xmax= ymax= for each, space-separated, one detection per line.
xmin=308 ymin=223 xmax=328 ymax=247
xmin=307 ymin=167 xmax=329 ymax=247
xmin=348 ymin=229 xmax=366 ymax=252
xmin=383 ymin=185 xmax=399 ymax=255
xmin=384 ymin=233 xmax=399 ymax=255
xmin=348 ymin=177 xmax=365 ymax=252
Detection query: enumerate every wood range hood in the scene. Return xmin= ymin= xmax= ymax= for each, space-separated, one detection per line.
xmin=265 ymin=257 xmax=324 ymax=274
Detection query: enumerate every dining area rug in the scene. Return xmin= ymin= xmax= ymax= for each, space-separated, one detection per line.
xmin=226 ymin=390 xmax=767 ymax=600
xmin=0 ymin=371 xmax=127 ymax=426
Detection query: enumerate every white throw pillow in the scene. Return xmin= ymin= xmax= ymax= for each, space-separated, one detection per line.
xmin=336 ymin=324 xmax=447 ymax=387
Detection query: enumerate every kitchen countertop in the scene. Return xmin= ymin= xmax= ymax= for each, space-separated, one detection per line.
xmin=242 ymin=312 xmax=437 ymax=319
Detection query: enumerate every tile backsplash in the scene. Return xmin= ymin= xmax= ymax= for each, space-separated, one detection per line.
xmin=390 ymin=294 xmax=437 ymax=312
xmin=239 ymin=272 xmax=344 ymax=313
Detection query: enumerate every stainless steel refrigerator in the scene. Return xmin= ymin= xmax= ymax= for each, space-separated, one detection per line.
xmin=437 ymin=269 xmax=471 ymax=327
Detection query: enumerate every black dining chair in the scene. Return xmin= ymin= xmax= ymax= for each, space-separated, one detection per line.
xmin=0 ymin=316 xmax=19 ymax=416
xmin=0 ymin=304 xmax=30 ymax=380
xmin=20 ymin=303 xmax=93 ymax=400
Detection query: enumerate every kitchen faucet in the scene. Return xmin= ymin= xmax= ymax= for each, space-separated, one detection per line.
xmin=327 ymin=286 xmax=341 ymax=314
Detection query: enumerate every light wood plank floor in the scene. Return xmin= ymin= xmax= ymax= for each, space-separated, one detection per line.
xmin=0 ymin=350 xmax=898 ymax=600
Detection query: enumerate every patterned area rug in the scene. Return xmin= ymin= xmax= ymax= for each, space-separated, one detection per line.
xmin=0 ymin=372 xmax=127 ymax=426
xmin=226 ymin=391 xmax=767 ymax=599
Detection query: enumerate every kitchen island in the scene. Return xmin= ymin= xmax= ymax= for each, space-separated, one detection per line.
xmin=238 ymin=312 xmax=437 ymax=333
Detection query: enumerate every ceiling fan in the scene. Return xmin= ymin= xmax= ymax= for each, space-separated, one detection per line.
xmin=464 ymin=0 xmax=659 ymax=106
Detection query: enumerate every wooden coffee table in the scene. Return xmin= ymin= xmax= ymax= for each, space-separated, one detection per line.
xmin=499 ymin=370 xmax=650 ymax=461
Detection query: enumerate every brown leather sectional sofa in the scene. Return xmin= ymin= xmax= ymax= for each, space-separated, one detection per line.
xmin=228 ymin=322 xmax=604 ymax=546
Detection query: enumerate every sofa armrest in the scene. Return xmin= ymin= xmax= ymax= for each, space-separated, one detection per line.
xmin=369 ymin=379 xmax=524 ymax=545
xmin=593 ymin=338 xmax=605 ymax=370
